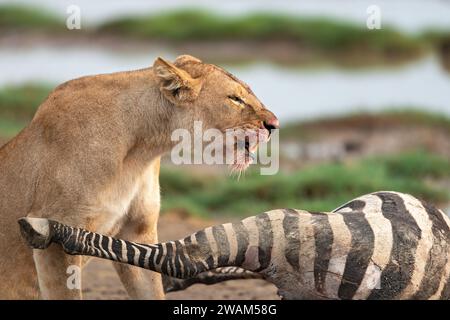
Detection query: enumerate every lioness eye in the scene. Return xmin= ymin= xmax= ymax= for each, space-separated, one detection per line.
xmin=228 ymin=95 xmax=244 ymax=104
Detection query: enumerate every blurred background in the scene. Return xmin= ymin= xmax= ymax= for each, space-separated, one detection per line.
xmin=1 ymin=0 xmax=450 ymax=299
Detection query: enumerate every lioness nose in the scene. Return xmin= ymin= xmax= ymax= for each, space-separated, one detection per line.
xmin=263 ymin=118 xmax=280 ymax=132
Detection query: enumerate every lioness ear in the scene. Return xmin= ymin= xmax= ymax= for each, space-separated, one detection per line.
xmin=153 ymin=57 xmax=202 ymax=103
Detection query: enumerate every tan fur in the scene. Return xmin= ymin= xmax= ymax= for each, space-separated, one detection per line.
xmin=0 ymin=54 xmax=277 ymax=299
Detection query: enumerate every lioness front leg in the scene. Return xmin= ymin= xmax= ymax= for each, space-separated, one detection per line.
xmin=110 ymin=160 xmax=164 ymax=300
xmin=112 ymin=214 xmax=164 ymax=299
xmin=33 ymin=244 xmax=82 ymax=299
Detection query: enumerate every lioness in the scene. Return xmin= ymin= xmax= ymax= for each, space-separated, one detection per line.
xmin=0 ymin=54 xmax=278 ymax=299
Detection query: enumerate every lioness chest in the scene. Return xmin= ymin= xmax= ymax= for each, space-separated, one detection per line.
xmin=89 ymin=160 xmax=161 ymax=235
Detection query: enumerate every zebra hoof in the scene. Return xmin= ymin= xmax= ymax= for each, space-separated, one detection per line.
xmin=18 ymin=217 xmax=52 ymax=249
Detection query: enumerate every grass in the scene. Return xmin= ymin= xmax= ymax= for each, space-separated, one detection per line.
xmin=0 ymin=5 xmax=63 ymax=31
xmin=160 ymin=151 xmax=450 ymax=218
xmin=0 ymin=83 xmax=53 ymax=137
xmin=0 ymin=83 xmax=53 ymax=119
xmin=0 ymin=118 xmax=27 ymax=137
xmin=372 ymin=151 xmax=450 ymax=180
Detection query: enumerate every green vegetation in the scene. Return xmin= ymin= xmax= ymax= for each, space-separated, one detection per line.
xmin=160 ymin=151 xmax=450 ymax=218
xmin=0 ymin=5 xmax=63 ymax=31
xmin=0 ymin=83 xmax=52 ymax=119
xmin=373 ymin=151 xmax=450 ymax=180
xmin=421 ymin=30 xmax=450 ymax=46
xmin=0 ymin=83 xmax=53 ymax=137
xmin=283 ymin=109 xmax=450 ymax=140
xmin=384 ymin=109 xmax=450 ymax=131
xmin=98 ymin=10 xmax=423 ymax=55
xmin=0 ymin=5 xmax=426 ymax=61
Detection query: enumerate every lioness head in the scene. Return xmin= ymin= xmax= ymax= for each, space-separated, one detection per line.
xmin=153 ymin=55 xmax=279 ymax=171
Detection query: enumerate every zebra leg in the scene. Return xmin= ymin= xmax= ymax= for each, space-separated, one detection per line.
xmin=163 ymin=267 xmax=263 ymax=293
xmin=18 ymin=213 xmax=278 ymax=294
xmin=19 ymin=218 xmax=262 ymax=295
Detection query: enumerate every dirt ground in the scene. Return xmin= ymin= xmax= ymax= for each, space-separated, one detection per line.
xmin=82 ymin=212 xmax=279 ymax=300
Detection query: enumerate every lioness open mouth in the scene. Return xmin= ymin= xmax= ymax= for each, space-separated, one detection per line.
xmin=229 ymin=127 xmax=271 ymax=175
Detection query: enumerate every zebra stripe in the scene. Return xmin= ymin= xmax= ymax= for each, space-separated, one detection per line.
xmin=169 ymin=241 xmax=177 ymax=277
xmin=311 ymin=212 xmax=334 ymax=294
xmin=338 ymin=211 xmax=375 ymax=300
xmin=125 ymin=242 xmax=136 ymax=264
xmin=161 ymin=242 xmax=172 ymax=275
xmin=95 ymin=234 xmax=104 ymax=257
xmin=84 ymin=232 xmax=93 ymax=255
xmin=368 ymin=192 xmax=421 ymax=299
xmin=241 ymin=216 xmax=260 ymax=271
xmin=192 ymin=233 xmax=210 ymax=273
xmin=107 ymin=236 xmax=118 ymax=260
xmin=204 ymin=227 xmax=219 ymax=268
xmin=173 ymin=246 xmax=182 ymax=278
xmin=324 ymin=212 xmax=352 ymax=299
xmin=212 ymin=225 xmax=230 ymax=266
xmin=332 ymin=199 xmax=365 ymax=213
xmin=282 ymin=209 xmax=300 ymax=271
xmin=430 ymin=255 xmax=450 ymax=299
xmin=89 ymin=233 xmax=98 ymax=255
xmin=132 ymin=244 xmax=142 ymax=266
xmin=183 ymin=236 xmax=197 ymax=275
xmin=100 ymin=235 xmax=112 ymax=259
xmin=351 ymin=194 xmax=392 ymax=300
xmin=141 ymin=243 xmax=152 ymax=269
xmin=268 ymin=210 xmax=287 ymax=271
xmin=175 ymin=240 xmax=190 ymax=277
xmin=195 ymin=230 xmax=214 ymax=269
xmin=223 ymin=223 xmax=238 ymax=265
xmin=231 ymin=222 xmax=249 ymax=266
xmin=155 ymin=243 xmax=166 ymax=266
xmin=297 ymin=211 xmax=315 ymax=288
xmin=111 ymin=238 xmax=122 ymax=262
xmin=396 ymin=194 xmax=434 ymax=299
xmin=255 ymin=213 xmax=273 ymax=272
xmin=412 ymin=200 xmax=450 ymax=299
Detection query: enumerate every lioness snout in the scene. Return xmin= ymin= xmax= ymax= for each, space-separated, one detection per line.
xmin=263 ymin=118 xmax=280 ymax=132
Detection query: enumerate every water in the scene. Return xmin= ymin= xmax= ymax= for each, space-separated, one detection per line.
xmin=233 ymin=56 xmax=450 ymax=121
xmin=4 ymin=0 xmax=450 ymax=33
xmin=1 ymin=45 xmax=449 ymax=122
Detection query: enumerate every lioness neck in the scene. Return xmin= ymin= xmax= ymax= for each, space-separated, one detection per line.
xmin=32 ymin=67 xmax=187 ymax=168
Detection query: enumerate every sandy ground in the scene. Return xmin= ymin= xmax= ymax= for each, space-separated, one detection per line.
xmin=82 ymin=212 xmax=279 ymax=300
